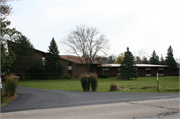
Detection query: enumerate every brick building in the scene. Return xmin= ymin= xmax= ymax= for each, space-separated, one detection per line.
xmin=7 ymin=41 xmax=177 ymax=78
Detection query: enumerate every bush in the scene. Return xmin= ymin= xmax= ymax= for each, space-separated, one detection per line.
xmin=80 ymin=74 xmax=88 ymax=91
xmin=89 ymin=73 xmax=98 ymax=92
xmin=110 ymin=82 xmax=119 ymax=91
xmin=4 ymin=74 xmax=18 ymax=96
xmin=98 ymin=74 xmax=109 ymax=78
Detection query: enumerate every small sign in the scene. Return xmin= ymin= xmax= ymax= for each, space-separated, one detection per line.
xmin=0 ymin=78 xmax=2 ymax=89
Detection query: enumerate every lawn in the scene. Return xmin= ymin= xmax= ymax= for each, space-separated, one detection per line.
xmin=17 ymin=76 xmax=179 ymax=93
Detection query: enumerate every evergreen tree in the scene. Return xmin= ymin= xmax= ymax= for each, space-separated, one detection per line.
xmin=45 ymin=38 xmax=64 ymax=78
xmin=165 ymin=46 xmax=177 ymax=68
xmin=159 ymin=54 xmax=165 ymax=65
xmin=149 ymin=50 xmax=159 ymax=64
xmin=9 ymin=35 xmax=35 ymax=77
xmin=142 ymin=56 xmax=149 ymax=64
xmin=118 ymin=47 xmax=138 ymax=80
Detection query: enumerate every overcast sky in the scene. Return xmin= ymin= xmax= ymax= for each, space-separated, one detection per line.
xmin=7 ymin=0 xmax=180 ymax=61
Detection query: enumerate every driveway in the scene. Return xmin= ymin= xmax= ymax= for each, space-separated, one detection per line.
xmin=1 ymin=85 xmax=179 ymax=112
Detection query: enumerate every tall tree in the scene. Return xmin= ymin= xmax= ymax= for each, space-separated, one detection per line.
xmin=141 ymin=56 xmax=149 ymax=64
xmin=165 ymin=46 xmax=177 ymax=68
xmin=118 ymin=47 xmax=138 ymax=80
xmin=0 ymin=0 xmax=17 ymax=74
xmin=149 ymin=50 xmax=159 ymax=64
xmin=114 ymin=53 xmax=124 ymax=64
xmin=45 ymin=38 xmax=64 ymax=78
xmin=9 ymin=35 xmax=35 ymax=76
xmin=62 ymin=24 xmax=109 ymax=73
xmin=159 ymin=54 xmax=165 ymax=65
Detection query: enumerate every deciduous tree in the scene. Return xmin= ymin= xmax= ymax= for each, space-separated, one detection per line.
xmin=62 ymin=25 xmax=109 ymax=73
xmin=114 ymin=53 xmax=124 ymax=64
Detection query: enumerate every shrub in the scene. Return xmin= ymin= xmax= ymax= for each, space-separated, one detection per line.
xmin=89 ymin=73 xmax=98 ymax=92
xmin=58 ymin=74 xmax=71 ymax=79
xmin=80 ymin=74 xmax=88 ymax=91
xmin=63 ymin=74 xmax=71 ymax=79
xmin=98 ymin=74 xmax=109 ymax=78
xmin=4 ymin=74 xmax=18 ymax=96
xmin=110 ymin=82 xmax=119 ymax=91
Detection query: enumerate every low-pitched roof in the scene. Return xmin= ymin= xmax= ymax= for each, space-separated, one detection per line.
xmin=99 ymin=64 xmax=169 ymax=68
xmin=60 ymin=55 xmax=100 ymax=64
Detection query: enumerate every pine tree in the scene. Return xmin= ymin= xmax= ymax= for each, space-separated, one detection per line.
xmin=10 ymin=35 xmax=35 ymax=77
xmin=119 ymin=47 xmax=138 ymax=80
xmin=159 ymin=54 xmax=165 ymax=65
xmin=165 ymin=46 xmax=177 ymax=68
xmin=45 ymin=38 xmax=64 ymax=78
xmin=149 ymin=50 xmax=159 ymax=64
xmin=142 ymin=56 xmax=149 ymax=64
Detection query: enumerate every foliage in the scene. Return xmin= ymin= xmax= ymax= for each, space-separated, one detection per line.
xmin=4 ymin=74 xmax=18 ymax=96
xmin=108 ymin=54 xmax=117 ymax=64
xmin=95 ymin=55 xmax=108 ymax=64
xmin=58 ymin=74 xmax=71 ymax=79
xmin=0 ymin=0 xmax=13 ymax=18
xmin=141 ymin=56 xmax=149 ymax=64
xmin=135 ymin=56 xmax=142 ymax=64
xmin=45 ymin=38 xmax=64 ymax=78
xmin=114 ymin=53 xmax=124 ymax=64
xmin=80 ymin=74 xmax=88 ymax=91
xmin=89 ymin=73 xmax=98 ymax=91
xmin=110 ymin=82 xmax=119 ymax=91
xmin=98 ymin=74 xmax=109 ymax=78
xmin=9 ymin=35 xmax=35 ymax=77
xmin=1 ymin=42 xmax=16 ymax=73
xmin=160 ymin=54 xmax=165 ymax=65
xmin=29 ymin=60 xmax=45 ymax=79
xmin=149 ymin=50 xmax=159 ymax=64
xmin=118 ymin=47 xmax=138 ymax=80
xmin=165 ymin=46 xmax=177 ymax=68
xmin=62 ymin=24 xmax=109 ymax=73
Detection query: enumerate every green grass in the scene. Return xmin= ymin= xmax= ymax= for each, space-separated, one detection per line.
xmin=17 ymin=76 xmax=179 ymax=93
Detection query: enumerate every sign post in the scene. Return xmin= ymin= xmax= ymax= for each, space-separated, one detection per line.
xmin=157 ymin=73 xmax=160 ymax=93
xmin=1 ymin=78 xmax=3 ymax=103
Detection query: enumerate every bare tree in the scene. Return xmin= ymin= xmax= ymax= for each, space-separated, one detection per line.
xmin=61 ymin=25 xmax=109 ymax=73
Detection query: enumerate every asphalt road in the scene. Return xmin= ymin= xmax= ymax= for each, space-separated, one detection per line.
xmin=2 ymin=98 xmax=180 ymax=119
xmin=1 ymin=85 xmax=179 ymax=113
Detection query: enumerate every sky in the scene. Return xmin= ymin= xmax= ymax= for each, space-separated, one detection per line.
xmin=7 ymin=0 xmax=180 ymax=62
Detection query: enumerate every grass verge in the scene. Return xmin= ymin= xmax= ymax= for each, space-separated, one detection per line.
xmin=16 ymin=76 xmax=179 ymax=93
xmin=1 ymin=90 xmax=19 ymax=107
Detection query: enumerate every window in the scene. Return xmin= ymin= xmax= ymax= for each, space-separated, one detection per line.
xmin=42 ymin=57 xmax=45 ymax=65
xmin=159 ymin=68 xmax=164 ymax=76
xmin=146 ymin=68 xmax=151 ymax=76
xmin=103 ymin=68 xmax=109 ymax=75
xmin=68 ymin=66 xmax=72 ymax=76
